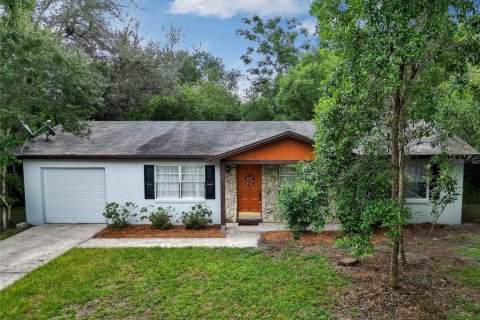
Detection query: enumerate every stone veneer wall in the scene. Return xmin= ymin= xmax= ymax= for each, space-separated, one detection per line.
xmin=225 ymin=165 xmax=237 ymax=222
xmin=262 ymin=164 xmax=280 ymax=222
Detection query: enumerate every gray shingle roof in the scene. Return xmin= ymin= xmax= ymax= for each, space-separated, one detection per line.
xmin=18 ymin=121 xmax=478 ymax=159
xmin=19 ymin=121 xmax=316 ymax=159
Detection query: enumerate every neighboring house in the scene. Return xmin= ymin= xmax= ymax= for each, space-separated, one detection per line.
xmin=18 ymin=121 xmax=478 ymax=228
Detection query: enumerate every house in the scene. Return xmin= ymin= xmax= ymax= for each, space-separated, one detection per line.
xmin=18 ymin=121 xmax=478 ymax=228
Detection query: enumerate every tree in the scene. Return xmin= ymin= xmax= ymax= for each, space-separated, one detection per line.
xmin=277 ymin=161 xmax=329 ymax=240
xmin=0 ymin=0 xmax=105 ymax=229
xmin=149 ymin=82 xmax=242 ymax=121
xmin=240 ymin=97 xmax=274 ymax=121
xmin=237 ymin=15 xmax=311 ymax=100
xmin=425 ymin=157 xmax=460 ymax=236
xmin=182 ymin=82 xmax=241 ymax=121
xmin=434 ymin=67 xmax=480 ymax=152
xmin=311 ymin=0 xmax=479 ymax=289
xmin=179 ymin=50 xmax=241 ymax=92
xmin=148 ymin=94 xmax=191 ymax=121
xmin=98 ymin=21 xmax=181 ymax=120
xmin=275 ymin=49 xmax=338 ymax=120
xmin=33 ymin=0 xmax=139 ymax=57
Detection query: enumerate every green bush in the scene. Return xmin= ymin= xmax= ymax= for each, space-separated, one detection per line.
xmin=180 ymin=204 xmax=212 ymax=230
xmin=146 ymin=207 xmax=174 ymax=230
xmin=103 ymin=202 xmax=146 ymax=230
xmin=278 ymin=181 xmax=327 ymax=240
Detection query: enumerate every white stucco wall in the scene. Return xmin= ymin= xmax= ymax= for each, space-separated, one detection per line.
xmin=23 ymin=159 xmax=221 ymax=225
xmin=405 ymin=159 xmax=464 ymax=225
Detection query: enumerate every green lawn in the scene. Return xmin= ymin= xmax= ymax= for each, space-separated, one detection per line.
xmin=449 ymin=239 xmax=480 ymax=289
xmin=446 ymin=238 xmax=480 ymax=319
xmin=0 ymin=247 xmax=348 ymax=320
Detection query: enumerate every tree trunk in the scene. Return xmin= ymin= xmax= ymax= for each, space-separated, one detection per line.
xmin=0 ymin=128 xmax=11 ymax=230
xmin=389 ymin=62 xmax=405 ymax=289
xmin=398 ymin=105 xmax=406 ymax=267
xmin=0 ymin=165 xmax=8 ymax=231
xmin=1 ymin=207 xmax=6 ymax=232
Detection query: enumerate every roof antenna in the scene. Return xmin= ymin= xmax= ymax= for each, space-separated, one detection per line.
xmin=20 ymin=120 xmax=57 ymax=153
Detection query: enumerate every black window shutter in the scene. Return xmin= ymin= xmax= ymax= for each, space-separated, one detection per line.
xmin=144 ymin=165 xmax=155 ymax=199
xmin=205 ymin=165 xmax=215 ymax=199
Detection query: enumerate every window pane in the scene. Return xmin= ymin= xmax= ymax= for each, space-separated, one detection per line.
xmin=279 ymin=165 xmax=296 ymax=176
xmin=181 ymin=166 xmax=204 ymax=182
xmin=156 ymin=166 xmax=178 ymax=174
xmin=156 ymin=166 xmax=180 ymax=198
xmin=157 ymin=174 xmax=179 ymax=182
xmin=405 ymin=165 xmax=427 ymax=198
xmin=156 ymin=182 xmax=180 ymax=198
xmin=181 ymin=166 xmax=203 ymax=174
xmin=181 ymin=182 xmax=204 ymax=197
xmin=279 ymin=165 xmax=299 ymax=185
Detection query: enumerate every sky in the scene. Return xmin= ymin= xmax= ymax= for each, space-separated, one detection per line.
xmin=128 ymin=0 xmax=316 ymax=80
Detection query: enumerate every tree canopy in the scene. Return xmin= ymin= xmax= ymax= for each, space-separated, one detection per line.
xmin=309 ymin=0 xmax=480 ymax=288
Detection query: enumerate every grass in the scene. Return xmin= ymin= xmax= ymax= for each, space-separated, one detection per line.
xmin=0 ymin=207 xmax=26 ymax=240
xmin=0 ymin=228 xmax=22 ymax=240
xmin=448 ymin=297 xmax=480 ymax=320
xmin=455 ymin=239 xmax=480 ymax=260
xmin=0 ymin=247 xmax=348 ymax=320
xmin=448 ymin=238 xmax=480 ymax=288
xmin=445 ymin=237 xmax=480 ymax=319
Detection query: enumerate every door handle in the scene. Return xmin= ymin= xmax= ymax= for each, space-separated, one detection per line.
xmin=259 ymin=191 xmax=262 ymax=203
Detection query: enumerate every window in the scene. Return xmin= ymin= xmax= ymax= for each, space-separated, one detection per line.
xmin=405 ymin=165 xmax=427 ymax=199
xmin=279 ymin=165 xmax=299 ymax=185
xmin=155 ymin=165 xmax=205 ymax=199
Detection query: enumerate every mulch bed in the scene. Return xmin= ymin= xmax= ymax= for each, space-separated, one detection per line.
xmin=260 ymin=228 xmax=388 ymax=245
xmin=94 ymin=224 xmax=226 ymax=238
xmin=260 ymin=223 xmax=480 ymax=320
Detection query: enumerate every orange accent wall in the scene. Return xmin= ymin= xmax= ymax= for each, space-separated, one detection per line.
xmin=226 ymin=137 xmax=314 ymax=161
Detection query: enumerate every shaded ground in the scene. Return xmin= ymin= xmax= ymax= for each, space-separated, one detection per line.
xmin=0 ymin=208 xmax=26 ymax=240
xmin=260 ymin=223 xmax=480 ymax=320
xmin=94 ymin=224 xmax=225 ymax=238
xmin=463 ymin=204 xmax=480 ymax=223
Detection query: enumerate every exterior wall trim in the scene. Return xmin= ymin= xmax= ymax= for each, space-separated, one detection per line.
xmin=207 ymin=131 xmax=313 ymax=161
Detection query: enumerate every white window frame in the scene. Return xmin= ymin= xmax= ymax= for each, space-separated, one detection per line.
xmin=155 ymin=165 xmax=205 ymax=200
xmin=405 ymin=164 xmax=429 ymax=203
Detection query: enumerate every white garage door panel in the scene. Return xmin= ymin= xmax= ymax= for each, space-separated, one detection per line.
xmin=43 ymin=168 xmax=106 ymax=223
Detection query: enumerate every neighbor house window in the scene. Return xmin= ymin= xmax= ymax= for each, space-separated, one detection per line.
xmin=279 ymin=165 xmax=299 ymax=185
xmin=155 ymin=165 xmax=204 ymax=198
xmin=405 ymin=165 xmax=428 ymax=199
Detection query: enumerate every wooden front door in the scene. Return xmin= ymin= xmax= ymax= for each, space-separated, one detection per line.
xmin=237 ymin=164 xmax=262 ymax=219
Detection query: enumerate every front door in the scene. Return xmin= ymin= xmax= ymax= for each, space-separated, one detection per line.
xmin=237 ymin=164 xmax=262 ymax=219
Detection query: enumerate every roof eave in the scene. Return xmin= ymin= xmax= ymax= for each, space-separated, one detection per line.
xmin=18 ymin=154 xmax=210 ymax=160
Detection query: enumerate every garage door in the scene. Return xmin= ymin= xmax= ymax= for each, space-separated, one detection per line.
xmin=43 ymin=168 xmax=106 ymax=223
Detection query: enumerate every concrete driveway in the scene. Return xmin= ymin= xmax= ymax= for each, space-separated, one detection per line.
xmin=0 ymin=224 xmax=105 ymax=290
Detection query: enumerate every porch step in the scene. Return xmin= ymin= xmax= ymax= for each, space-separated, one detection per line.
xmin=237 ymin=219 xmax=262 ymax=226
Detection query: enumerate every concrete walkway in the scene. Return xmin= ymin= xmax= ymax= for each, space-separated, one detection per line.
xmin=78 ymin=223 xmax=288 ymax=248
xmin=0 ymin=224 xmax=105 ymax=290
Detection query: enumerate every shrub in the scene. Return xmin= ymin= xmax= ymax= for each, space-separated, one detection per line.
xmin=180 ymin=204 xmax=212 ymax=230
xmin=103 ymin=202 xmax=146 ymax=230
xmin=146 ymin=207 xmax=174 ymax=230
xmin=278 ymin=181 xmax=327 ymax=240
